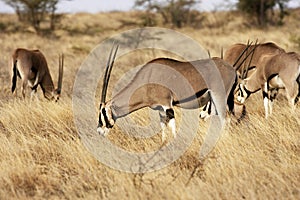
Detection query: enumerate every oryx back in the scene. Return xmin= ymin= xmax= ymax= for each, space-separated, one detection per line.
xmin=224 ymin=42 xmax=285 ymax=75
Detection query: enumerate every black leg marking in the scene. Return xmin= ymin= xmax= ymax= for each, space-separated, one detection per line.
xmin=207 ymin=101 xmax=212 ymax=115
xmin=262 ymin=90 xmax=268 ymax=99
xmin=296 ymin=77 xmax=300 ymax=104
xmin=160 ymin=108 xmax=175 ymax=124
xmin=32 ymin=85 xmax=38 ymax=91
xmin=270 ymin=88 xmax=278 ymax=102
xmin=166 ymin=108 xmax=175 ymax=120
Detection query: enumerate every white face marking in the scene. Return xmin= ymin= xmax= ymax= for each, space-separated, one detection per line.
xmin=237 ymin=84 xmax=247 ymax=104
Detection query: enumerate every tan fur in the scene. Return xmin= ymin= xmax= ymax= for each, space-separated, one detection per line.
xmin=224 ymin=42 xmax=285 ymax=77
xmin=238 ymin=51 xmax=300 ymax=118
xmin=98 ymin=56 xmax=238 ymax=136
xmin=108 ymin=57 xmax=236 ymax=118
xmin=11 ymin=48 xmax=63 ymax=101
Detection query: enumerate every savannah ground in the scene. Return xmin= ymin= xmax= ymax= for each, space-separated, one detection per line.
xmin=0 ymin=10 xmax=299 ymax=199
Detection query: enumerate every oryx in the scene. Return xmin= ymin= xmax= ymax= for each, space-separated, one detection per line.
xmin=11 ymin=48 xmax=64 ymax=101
xmin=236 ymin=51 xmax=300 ymax=118
xmin=97 ymin=45 xmax=238 ymax=142
xmin=224 ymin=42 xmax=285 ymax=78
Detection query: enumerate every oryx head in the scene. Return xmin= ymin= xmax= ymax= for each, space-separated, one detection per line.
xmin=42 ymin=53 xmax=64 ymax=102
xmin=97 ymin=44 xmax=119 ymax=136
xmin=233 ymin=40 xmax=258 ymax=104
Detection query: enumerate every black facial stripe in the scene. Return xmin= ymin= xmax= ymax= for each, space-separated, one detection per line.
xmin=238 ymin=85 xmax=244 ymax=97
xmin=238 ymin=84 xmax=252 ymax=99
xmin=240 ymin=87 xmax=244 ymax=98
xmin=98 ymin=113 xmax=103 ymax=127
xmin=235 ymin=85 xmax=241 ymax=96
xmin=244 ymin=87 xmax=252 ymax=97
xmin=102 ymin=108 xmax=113 ymax=128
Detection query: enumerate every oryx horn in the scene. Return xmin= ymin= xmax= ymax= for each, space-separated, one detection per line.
xmin=57 ymin=53 xmax=64 ymax=94
xmin=242 ymin=39 xmax=258 ymax=79
xmin=101 ymin=43 xmax=119 ymax=103
xmin=233 ymin=40 xmax=258 ymax=72
xmin=232 ymin=40 xmax=252 ymax=70
xmin=221 ymin=47 xmax=223 ymax=59
xmin=207 ymin=49 xmax=211 ymax=58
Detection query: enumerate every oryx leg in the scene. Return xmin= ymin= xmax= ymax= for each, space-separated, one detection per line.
xmin=199 ymin=90 xmax=214 ymax=120
xmin=284 ymin=81 xmax=298 ymax=111
xmin=199 ymin=101 xmax=211 ymax=121
xmin=21 ymin=79 xmax=28 ymax=99
xmin=30 ymin=85 xmax=39 ymax=102
xmin=30 ymin=72 xmax=40 ymax=102
xmin=30 ymin=89 xmax=37 ymax=101
xmin=269 ymin=88 xmax=279 ymax=115
xmin=159 ymin=106 xmax=176 ymax=142
xmin=262 ymin=82 xmax=269 ymax=118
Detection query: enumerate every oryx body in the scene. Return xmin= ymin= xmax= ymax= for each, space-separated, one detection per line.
xmin=224 ymin=42 xmax=285 ymax=77
xmin=11 ymin=48 xmax=63 ymax=101
xmin=97 ymin=48 xmax=236 ymax=142
xmin=237 ymin=52 xmax=300 ymax=118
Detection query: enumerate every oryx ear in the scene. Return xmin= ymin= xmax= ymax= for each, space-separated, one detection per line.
xmin=248 ymin=66 xmax=256 ymax=71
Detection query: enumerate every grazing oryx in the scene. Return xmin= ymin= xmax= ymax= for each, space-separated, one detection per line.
xmin=224 ymin=42 xmax=285 ymax=78
xmin=11 ymin=48 xmax=64 ymax=101
xmin=236 ymin=51 xmax=300 ymax=118
xmin=97 ymin=45 xmax=239 ymax=142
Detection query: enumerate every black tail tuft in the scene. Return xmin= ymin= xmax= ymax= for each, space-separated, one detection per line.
xmin=227 ymin=76 xmax=238 ymax=115
xmin=11 ymin=60 xmax=17 ymax=93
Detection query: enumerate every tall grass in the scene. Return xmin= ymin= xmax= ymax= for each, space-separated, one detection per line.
xmin=0 ymin=10 xmax=299 ymax=199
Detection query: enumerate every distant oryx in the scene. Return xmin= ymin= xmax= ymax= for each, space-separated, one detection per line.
xmin=224 ymin=42 xmax=285 ymax=78
xmin=236 ymin=51 xmax=300 ymax=118
xmin=11 ymin=48 xmax=64 ymax=101
xmin=97 ymin=44 xmax=254 ymax=141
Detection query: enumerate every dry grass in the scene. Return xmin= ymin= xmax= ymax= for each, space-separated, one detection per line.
xmin=0 ymin=10 xmax=299 ymax=199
